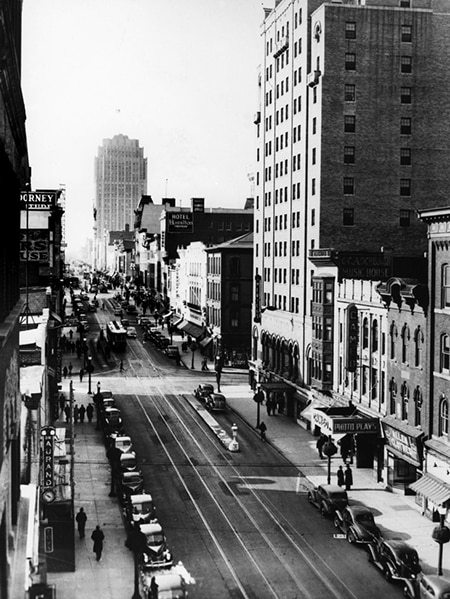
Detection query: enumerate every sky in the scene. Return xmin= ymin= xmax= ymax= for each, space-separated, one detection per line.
xmin=21 ymin=0 xmax=268 ymax=256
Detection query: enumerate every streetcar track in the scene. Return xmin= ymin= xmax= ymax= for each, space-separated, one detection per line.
xmin=123 ymin=339 xmax=362 ymax=599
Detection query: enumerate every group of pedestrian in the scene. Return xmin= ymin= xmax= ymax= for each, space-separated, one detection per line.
xmin=63 ymin=402 xmax=94 ymax=424
xmin=62 ymin=362 xmax=73 ymax=379
xmin=337 ymin=464 xmax=353 ymax=490
xmin=75 ymin=508 xmax=105 ymax=562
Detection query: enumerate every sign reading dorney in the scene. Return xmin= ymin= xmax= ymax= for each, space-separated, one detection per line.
xmin=20 ymin=190 xmax=58 ymax=210
xmin=167 ymin=211 xmax=193 ymax=232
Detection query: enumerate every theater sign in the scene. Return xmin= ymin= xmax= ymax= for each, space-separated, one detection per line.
xmin=312 ymin=408 xmax=378 ymax=436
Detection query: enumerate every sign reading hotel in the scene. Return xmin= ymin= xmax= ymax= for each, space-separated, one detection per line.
xmin=338 ymin=252 xmax=391 ymax=282
xmin=167 ymin=212 xmax=193 ymax=233
xmin=20 ymin=190 xmax=58 ymax=210
xmin=41 ymin=426 xmax=56 ymax=488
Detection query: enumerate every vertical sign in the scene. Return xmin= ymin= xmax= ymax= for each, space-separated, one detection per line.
xmin=41 ymin=427 xmax=56 ymax=488
xmin=44 ymin=526 xmax=54 ymax=553
xmin=347 ymin=305 xmax=359 ymax=372
xmin=254 ymin=274 xmax=261 ymax=323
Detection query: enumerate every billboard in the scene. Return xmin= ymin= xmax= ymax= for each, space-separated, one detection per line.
xmin=167 ymin=211 xmax=193 ymax=232
xmin=20 ymin=190 xmax=59 ymax=210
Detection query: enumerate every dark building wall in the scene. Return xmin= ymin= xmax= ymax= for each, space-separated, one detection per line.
xmin=315 ymin=5 xmax=450 ymax=255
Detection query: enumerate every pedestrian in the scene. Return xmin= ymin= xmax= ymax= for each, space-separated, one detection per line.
xmin=345 ymin=465 xmax=353 ymax=490
xmin=337 ymin=465 xmax=345 ymax=487
xmin=64 ymin=405 xmax=71 ymax=422
xmin=91 ymin=525 xmax=105 ymax=561
xmin=73 ymin=404 xmax=79 ymax=423
xmin=149 ymin=576 xmax=159 ymax=599
xmin=59 ymin=393 xmax=66 ymax=413
xmin=68 ymin=361 xmax=73 ymax=377
xmin=201 ymin=356 xmax=208 ymax=371
xmin=119 ymin=360 xmax=124 ymax=372
xmin=266 ymin=394 xmax=273 ymax=416
xmin=216 ymin=370 xmax=221 ymax=393
xmin=79 ymin=368 xmax=84 ymax=382
xmin=258 ymin=420 xmax=267 ymax=442
xmin=86 ymin=403 xmax=94 ymax=423
xmin=76 ymin=507 xmax=87 ymax=538
xmin=69 ymin=328 xmax=73 ymax=340
xmin=79 ymin=405 xmax=86 ymax=423
xmin=62 ymin=365 xmax=68 ymax=379
xmin=316 ymin=434 xmax=326 ymax=459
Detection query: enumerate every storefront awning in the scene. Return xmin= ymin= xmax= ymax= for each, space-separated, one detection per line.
xmin=199 ymin=337 xmax=212 ymax=348
xmin=260 ymin=382 xmax=293 ymax=393
xmin=409 ymin=474 xmax=450 ymax=506
xmin=172 ymin=316 xmax=183 ymax=327
xmin=177 ymin=320 xmax=205 ymax=339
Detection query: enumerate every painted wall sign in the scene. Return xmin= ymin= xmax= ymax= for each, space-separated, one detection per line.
xmin=167 ymin=212 xmax=193 ymax=232
xmin=383 ymin=423 xmax=421 ymax=464
xmin=338 ymin=252 xmax=391 ymax=282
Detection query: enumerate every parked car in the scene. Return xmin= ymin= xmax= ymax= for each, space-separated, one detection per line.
xmin=141 ymin=572 xmax=187 ymax=599
xmin=118 ymin=471 xmax=144 ymax=502
xmin=126 ymin=326 xmax=137 ymax=338
xmin=114 ymin=307 xmax=123 ymax=317
xmin=114 ymin=435 xmax=133 ymax=454
xmin=120 ymin=452 xmax=138 ymax=474
xmin=126 ymin=493 xmax=156 ymax=525
xmin=102 ymin=407 xmax=123 ymax=434
xmin=334 ymin=505 xmax=381 ymax=544
xmin=126 ymin=304 xmax=138 ymax=314
xmin=121 ymin=318 xmax=130 ymax=328
xmin=368 ymin=538 xmax=421 ymax=582
xmin=138 ymin=316 xmax=152 ymax=326
xmin=140 ymin=522 xmax=173 ymax=570
xmin=156 ymin=336 xmax=170 ymax=349
xmin=194 ymin=383 xmax=214 ymax=402
xmin=165 ymin=345 xmax=181 ymax=359
xmin=205 ymin=392 xmax=227 ymax=412
xmin=307 ymin=484 xmax=349 ymax=517
xmin=404 ymin=572 xmax=450 ymax=599
xmin=98 ymin=389 xmax=114 ymax=401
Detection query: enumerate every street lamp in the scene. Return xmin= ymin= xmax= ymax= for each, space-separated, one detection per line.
xmin=432 ymin=505 xmax=450 ymax=575
xmin=190 ymin=341 xmax=197 ymax=369
xmin=253 ymin=387 xmax=264 ymax=429
xmin=86 ymin=356 xmax=94 ymax=395
xmin=322 ymin=436 xmax=338 ymax=484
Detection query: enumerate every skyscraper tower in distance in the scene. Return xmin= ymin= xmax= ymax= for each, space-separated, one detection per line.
xmin=94 ymin=133 xmax=147 ymax=234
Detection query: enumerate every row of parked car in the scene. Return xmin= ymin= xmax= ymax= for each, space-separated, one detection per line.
xmin=193 ymin=383 xmax=227 ymax=412
xmin=96 ymin=390 xmax=174 ymax=573
xmin=307 ymin=483 xmax=450 ymax=598
xmin=139 ymin=320 xmax=182 ymax=360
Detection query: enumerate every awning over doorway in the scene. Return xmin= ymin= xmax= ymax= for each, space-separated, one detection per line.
xmin=260 ymin=382 xmax=293 ymax=393
xmin=409 ymin=473 xmax=450 ymax=506
xmin=177 ymin=320 xmax=205 ymax=339
xmin=199 ymin=336 xmax=212 ymax=348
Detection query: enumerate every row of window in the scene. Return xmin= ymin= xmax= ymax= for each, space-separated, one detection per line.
xmin=341 ymin=208 xmax=411 ymax=227
xmin=316 ymin=177 xmax=412 ymax=197
xmin=344 ymin=84 xmax=412 ymax=104
xmin=344 ymin=53 xmax=412 ymax=73
xmin=345 ymin=21 xmax=412 ymax=42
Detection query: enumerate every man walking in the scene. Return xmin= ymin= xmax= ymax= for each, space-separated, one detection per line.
xmin=91 ymin=525 xmax=105 ymax=561
xmin=76 ymin=507 xmax=87 ymax=539
xmin=345 ymin=465 xmax=353 ymax=490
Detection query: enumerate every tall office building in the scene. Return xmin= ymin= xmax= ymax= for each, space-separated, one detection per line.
xmin=94 ymin=134 xmax=147 ymax=266
xmin=252 ymin=0 xmax=450 ymax=408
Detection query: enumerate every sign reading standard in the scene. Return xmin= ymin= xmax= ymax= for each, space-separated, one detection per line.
xmin=167 ymin=212 xmax=193 ymax=233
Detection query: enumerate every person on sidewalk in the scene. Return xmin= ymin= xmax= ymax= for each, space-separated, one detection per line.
xmin=120 ymin=360 xmax=124 ymax=372
xmin=316 ymin=434 xmax=326 ymax=459
xmin=64 ymin=405 xmax=71 ymax=422
xmin=91 ymin=525 xmax=105 ymax=561
xmin=79 ymin=405 xmax=86 ymax=423
xmin=59 ymin=393 xmax=66 ymax=414
xmin=201 ymin=356 xmax=209 ymax=371
xmin=62 ymin=365 xmax=68 ymax=379
xmin=337 ymin=465 xmax=345 ymax=487
xmin=76 ymin=507 xmax=87 ymax=539
xmin=258 ymin=421 xmax=267 ymax=442
xmin=73 ymin=404 xmax=79 ymax=423
xmin=86 ymin=403 xmax=94 ymax=423
xmin=68 ymin=361 xmax=73 ymax=378
xmin=79 ymin=368 xmax=84 ymax=382
xmin=149 ymin=576 xmax=159 ymax=599
xmin=345 ymin=465 xmax=353 ymax=490
xmin=216 ymin=370 xmax=221 ymax=392
xmin=266 ymin=394 xmax=273 ymax=416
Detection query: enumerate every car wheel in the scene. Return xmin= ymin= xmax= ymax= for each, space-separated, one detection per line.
xmin=347 ymin=530 xmax=355 ymax=544
xmin=334 ymin=516 xmax=340 ymax=528
xmin=384 ymin=567 xmax=392 ymax=583
xmin=320 ymin=503 xmax=327 ymax=517
xmin=307 ymin=492 xmax=313 ymax=503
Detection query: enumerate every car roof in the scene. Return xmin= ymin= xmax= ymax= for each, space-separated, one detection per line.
xmin=115 ymin=436 xmax=131 ymax=443
xmin=211 ymin=393 xmax=226 ymax=399
xmin=130 ymin=493 xmax=153 ymax=504
xmin=140 ymin=522 xmax=163 ymax=534
xmin=345 ymin=505 xmax=373 ymax=515
xmin=122 ymin=471 xmax=142 ymax=480
xmin=154 ymin=574 xmax=183 ymax=591
xmin=318 ymin=484 xmax=345 ymax=493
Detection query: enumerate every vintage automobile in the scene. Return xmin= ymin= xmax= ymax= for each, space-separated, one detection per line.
xmin=120 ymin=452 xmax=138 ymax=474
xmin=165 ymin=345 xmax=181 ymax=359
xmin=113 ymin=307 xmax=123 ymax=317
xmin=368 ymin=538 xmax=421 ymax=582
xmin=126 ymin=493 xmax=156 ymax=525
xmin=126 ymin=304 xmax=138 ymax=315
xmin=126 ymin=326 xmax=137 ymax=338
xmin=205 ymin=392 xmax=227 ymax=412
xmin=118 ymin=471 xmax=144 ymax=502
xmin=307 ymin=484 xmax=349 ymax=517
xmin=102 ymin=407 xmax=123 ymax=435
xmin=114 ymin=435 xmax=133 ymax=454
xmin=140 ymin=572 xmax=187 ymax=599
xmin=404 ymin=573 xmax=450 ymax=599
xmin=140 ymin=522 xmax=173 ymax=570
xmin=334 ymin=505 xmax=381 ymax=544
xmin=194 ymin=383 xmax=214 ymax=402
xmin=156 ymin=336 xmax=170 ymax=349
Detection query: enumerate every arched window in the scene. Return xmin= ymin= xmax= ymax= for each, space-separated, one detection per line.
xmin=414 ymin=326 xmax=424 ymax=368
xmin=390 ymin=323 xmax=397 ymax=360
xmin=401 ymin=324 xmax=410 ymax=364
xmin=401 ymin=381 xmax=409 ymax=421
xmin=440 ymin=399 xmax=449 ymax=437
xmin=371 ymin=320 xmax=378 ymax=353
xmin=413 ymin=386 xmax=422 ymax=427
xmin=441 ymin=334 xmax=450 ymax=372
xmin=362 ymin=317 xmax=369 ymax=349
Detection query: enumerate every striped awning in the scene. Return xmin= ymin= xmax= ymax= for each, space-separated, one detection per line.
xmin=409 ymin=474 xmax=450 ymax=506
xmin=177 ymin=320 xmax=205 ymax=339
